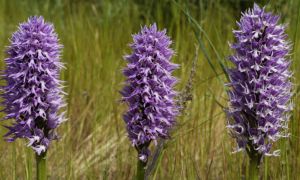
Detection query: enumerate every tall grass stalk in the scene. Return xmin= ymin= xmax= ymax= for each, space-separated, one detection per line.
xmin=12 ymin=144 xmax=16 ymax=180
xmin=25 ymin=148 xmax=33 ymax=180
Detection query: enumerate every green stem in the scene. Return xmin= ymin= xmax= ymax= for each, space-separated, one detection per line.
xmin=136 ymin=159 xmax=146 ymax=180
xmin=36 ymin=152 xmax=47 ymax=180
xmin=249 ymin=155 xmax=259 ymax=180
xmin=248 ymin=148 xmax=261 ymax=180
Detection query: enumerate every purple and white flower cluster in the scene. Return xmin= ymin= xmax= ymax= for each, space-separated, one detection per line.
xmin=1 ymin=16 xmax=66 ymax=155
xmin=121 ymin=24 xmax=179 ymax=162
xmin=227 ymin=4 xmax=292 ymax=157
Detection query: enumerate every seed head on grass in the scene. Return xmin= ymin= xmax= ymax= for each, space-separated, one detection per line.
xmin=1 ymin=16 xmax=66 ymax=155
xmin=121 ymin=24 xmax=179 ymax=162
xmin=227 ymin=4 xmax=292 ymax=158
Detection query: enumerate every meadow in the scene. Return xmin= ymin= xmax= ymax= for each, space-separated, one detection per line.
xmin=0 ymin=0 xmax=299 ymax=179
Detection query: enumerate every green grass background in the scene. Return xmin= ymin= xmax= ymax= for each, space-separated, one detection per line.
xmin=0 ymin=0 xmax=299 ymax=179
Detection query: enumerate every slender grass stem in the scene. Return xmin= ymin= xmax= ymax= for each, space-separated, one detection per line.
xmin=26 ymin=148 xmax=33 ymax=180
xmin=13 ymin=144 xmax=16 ymax=180
xmin=136 ymin=159 xmax=146 ymax=180
xmin=36 ymin=152 xmax=47 ymax=180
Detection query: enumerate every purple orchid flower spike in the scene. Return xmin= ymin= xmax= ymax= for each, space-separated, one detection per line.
xmin=121 ymin=24 xmax=179 ymax=178
xmin=227 ymin=3 xmax=292 ymax=177
xmin=1 ymin=16 xmax=66 ymax=155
